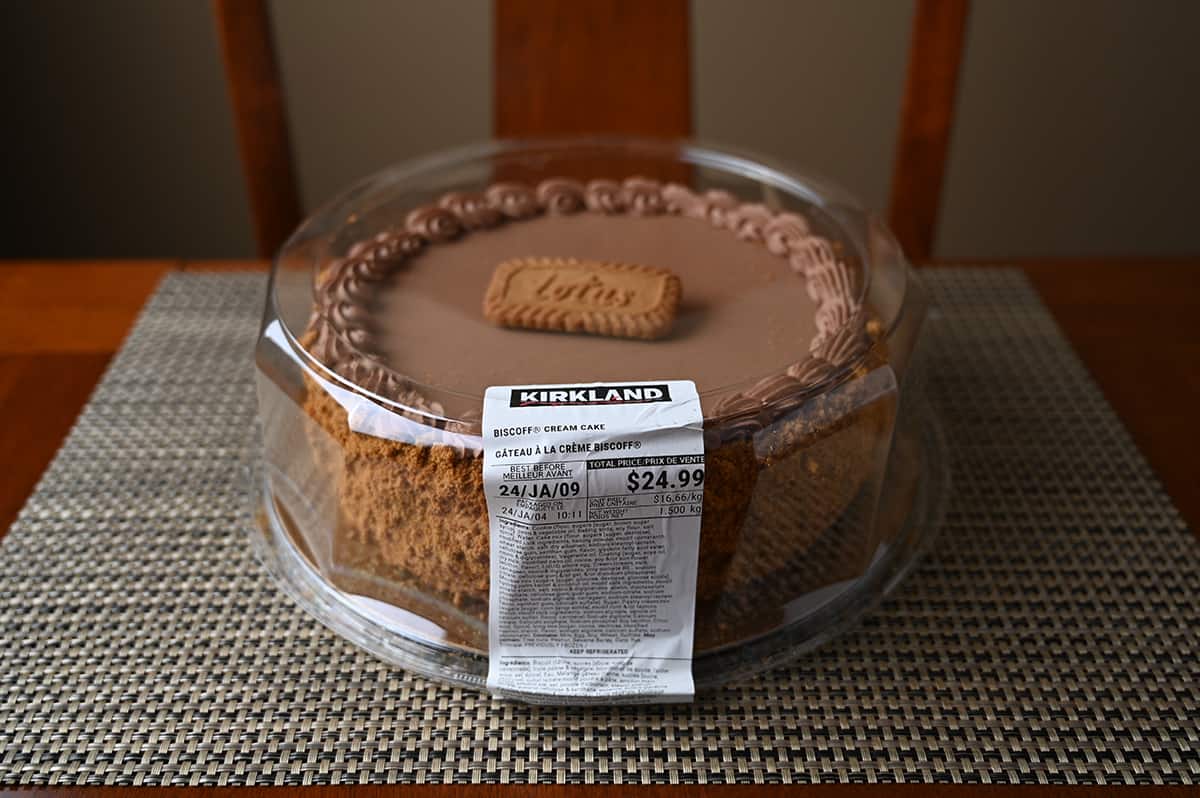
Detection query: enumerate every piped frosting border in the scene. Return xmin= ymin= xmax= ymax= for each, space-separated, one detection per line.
xmin=305 ymin=176 xmax=870 ymax=435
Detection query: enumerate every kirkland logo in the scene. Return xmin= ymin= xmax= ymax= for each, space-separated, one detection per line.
xmin=510 ymin=384 xmax=673 ymax=408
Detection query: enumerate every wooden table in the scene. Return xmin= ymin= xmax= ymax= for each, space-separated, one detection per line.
xmin=0 ymin=259 xmax=1197 ymax=798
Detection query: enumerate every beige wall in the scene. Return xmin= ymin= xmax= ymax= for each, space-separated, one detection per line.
xmin=2 ymin=1 xmax=1197 ymax=260
xmin=937 ymin=0 xmax=1200 ymax=258
xmin=692 ymin=0 xmax=914 ymax=214
xmin=1 ymin=0 xmax=254 ymax=258
xmin=269 ymin=0 xmax=491 ymax=211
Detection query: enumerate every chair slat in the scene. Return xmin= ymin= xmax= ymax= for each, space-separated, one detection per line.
xmin=213 ymin=0 xmax=302 ymax=258
xmin=888 ymin=0 xmax=970 ymax=262
xmin=494 ymin=0 xmax=690 ymax=138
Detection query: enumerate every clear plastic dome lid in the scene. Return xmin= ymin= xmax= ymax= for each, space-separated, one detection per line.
xmin=251 ymin=138 xmax=942 ymax=693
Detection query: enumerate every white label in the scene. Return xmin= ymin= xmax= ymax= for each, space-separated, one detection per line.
xmin=482 ymin=381 xmax=705 ymax=704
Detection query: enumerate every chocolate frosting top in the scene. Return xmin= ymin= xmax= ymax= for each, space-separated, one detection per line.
xmin=306 ymin=177 xmax=868 ymax=435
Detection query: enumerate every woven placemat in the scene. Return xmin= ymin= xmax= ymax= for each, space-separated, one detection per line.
xmin=1 ymin=269 xmax=1196 ymax=785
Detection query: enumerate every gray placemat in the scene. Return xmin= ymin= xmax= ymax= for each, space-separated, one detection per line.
xmin=1 ymin=269 xmax=1196 ymax=785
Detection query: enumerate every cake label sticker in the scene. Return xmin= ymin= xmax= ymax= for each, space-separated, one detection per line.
xmin=482 ymin=380 xmax=705 ymax=704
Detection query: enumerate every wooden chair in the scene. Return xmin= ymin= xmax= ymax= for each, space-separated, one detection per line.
xmin=213 ymin=0 xmax=967 ymax=262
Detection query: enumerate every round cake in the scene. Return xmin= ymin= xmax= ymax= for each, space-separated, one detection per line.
xmin=297 ymin=176 xmax=893 ymax=648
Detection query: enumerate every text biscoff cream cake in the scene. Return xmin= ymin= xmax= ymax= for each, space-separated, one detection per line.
xmin=298 ymin=176 xmax=894 ymax=648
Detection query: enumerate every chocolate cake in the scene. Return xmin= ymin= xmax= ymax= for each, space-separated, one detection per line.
xmin=296 ymin=176 xmax=892 ymax=648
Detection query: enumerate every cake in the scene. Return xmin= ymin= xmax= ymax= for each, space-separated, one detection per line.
xmin=295 ymin=176 xmax=894 ymax=649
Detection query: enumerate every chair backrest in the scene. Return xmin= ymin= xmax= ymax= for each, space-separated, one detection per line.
xmin=214 ymin=0 xmax=967 ymax=261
